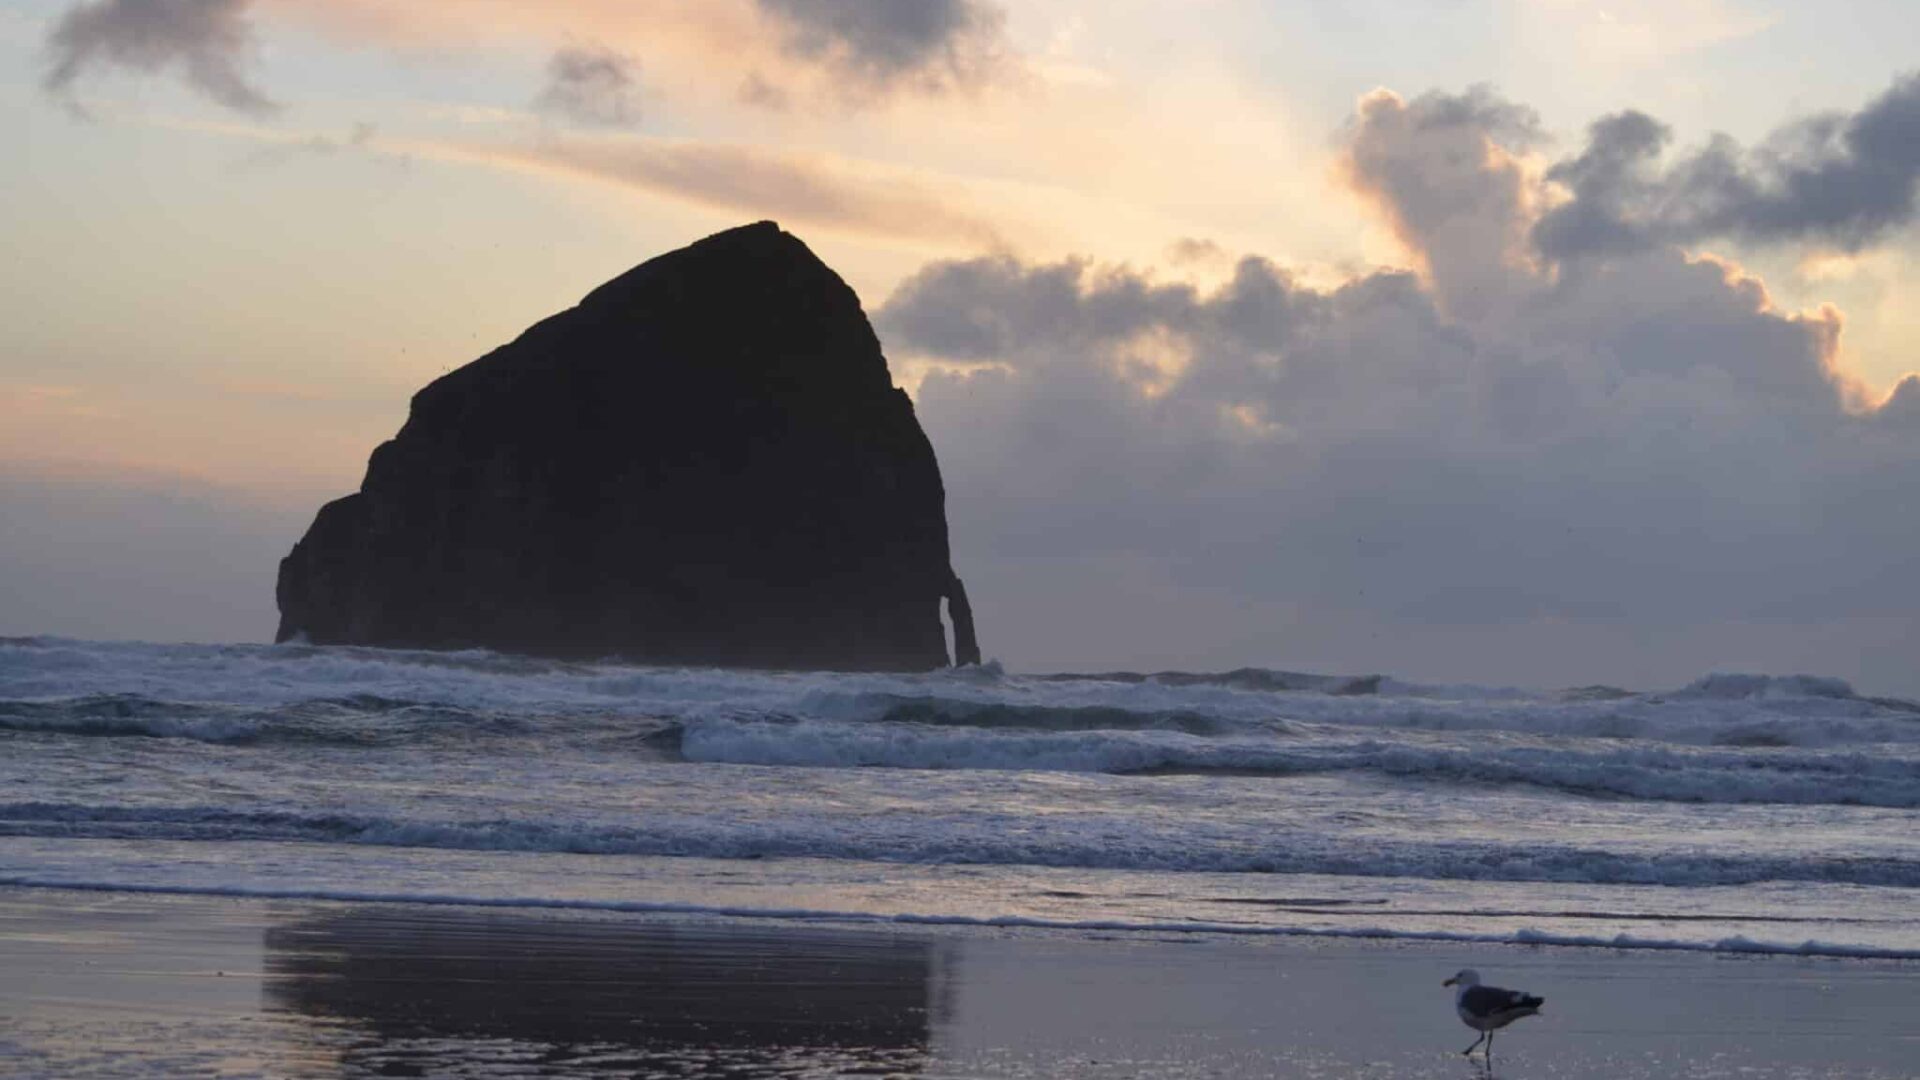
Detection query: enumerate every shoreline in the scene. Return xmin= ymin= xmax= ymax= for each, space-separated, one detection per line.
xmin=4 ymin=885 xmax=1915 ymax=1078
xmin=2 ymin=873 xmax=1916 ymax=962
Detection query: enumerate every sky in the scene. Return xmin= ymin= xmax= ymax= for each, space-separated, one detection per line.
xmin=2 ymin=0 xmax=1917 ymax=694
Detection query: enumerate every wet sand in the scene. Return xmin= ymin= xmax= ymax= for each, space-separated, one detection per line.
xmin=0 ymin=885 xmax=1914 ymax=1078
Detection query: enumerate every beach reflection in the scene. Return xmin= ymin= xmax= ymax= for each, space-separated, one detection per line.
xmin=262 ymin=908 xmax=948 ymax=1077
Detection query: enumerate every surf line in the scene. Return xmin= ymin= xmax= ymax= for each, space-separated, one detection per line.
xmin=0 ymin=876 xmax=1912 ymax=961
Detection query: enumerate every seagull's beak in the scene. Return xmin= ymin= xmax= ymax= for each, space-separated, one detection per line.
xmin=1442 ymin=977 xmax=1456 ymax=987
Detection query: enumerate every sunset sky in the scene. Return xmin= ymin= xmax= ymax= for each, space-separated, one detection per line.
xmin=3 ymin=0 xmax=1917 ymax=693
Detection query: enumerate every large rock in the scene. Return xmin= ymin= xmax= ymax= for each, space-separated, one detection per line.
xmin=276 ymin=222 xmax=980 ymax=671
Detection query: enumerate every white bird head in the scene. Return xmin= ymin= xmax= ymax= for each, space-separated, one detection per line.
xmin=1442 ymin=968 xmax=1481 ymax=988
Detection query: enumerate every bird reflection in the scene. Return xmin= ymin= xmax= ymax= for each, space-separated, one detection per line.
xmin=262 ymin=907 xmax=944 ymax=1077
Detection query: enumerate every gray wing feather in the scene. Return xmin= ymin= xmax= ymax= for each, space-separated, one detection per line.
xmin=1460 ymin=986 xmax=1536 ymax=1016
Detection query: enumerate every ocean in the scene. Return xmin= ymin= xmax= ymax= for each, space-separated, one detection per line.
xmin=2 ymin=635 xmax=1917 ymax=961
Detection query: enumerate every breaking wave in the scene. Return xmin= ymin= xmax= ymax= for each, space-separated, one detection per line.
xmin=672 ymin=716 xmax=1920 ymax=807
xmin=4 ymin=639 xmax=1915 ymax=745
xmin=6 ymin=639 xmax=1917 ymax=810
xmin=1 ymin=800 xmax=1913 ymax=888
xmin=3 ymin=638 xmax=1916 ymax=959
xmin=0 ymin=692 xmax=540 ymax=746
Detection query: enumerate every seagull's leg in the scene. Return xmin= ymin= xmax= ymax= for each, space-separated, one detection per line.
xmin=1461 ymin=1032 xmax=1486 ymax=1056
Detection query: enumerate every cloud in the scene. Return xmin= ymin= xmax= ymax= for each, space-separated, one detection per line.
xmin=1537 ymin=73 xmax=1920 ymax=257
xmin=40 ymin=1 xmax=1019 ymax=121
xmin=738 ymin=71 xmax=792 ymax=111
xmin=464 ymin=134 xmax=1005 ymax=248
xmin=754 ymin=0 xmax=1010 ymax=96
xmin=878 ymin=84 xmax=1920 ymax=692
xmin=1166 ymin=237 xmax=1227 ymax=267
xmin=534 ymin=44 xmax=642 ymax=128
xmin=235 ymin=120 xmax=376 ymax=168
xmin=1880 ymin=375 xmax=1920 ymax=426
xmin=1342 ymin=85 xmax=1542 ymax=322
xmin=43 ymin=0 xmax=276 ymax=115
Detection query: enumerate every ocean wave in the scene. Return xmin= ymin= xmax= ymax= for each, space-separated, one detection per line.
xmin=5 ymin=640 xmax=1917 ymax=753
xmin=2 ymin=801 xmax=1913 ymax=888
xmin=0 ymin=694 xmax=263 ymax=743
xmin=1677 ymin=673 xmax=1861 ymax=701
xmin=0 ymin=693 xmax=536 ymax=746
xmin=0 ymin=875 xmax=1910 ymax=960
xmin=1038 ymin=668 xmax=1385 ymax=695
xmin=871 ymin=697 xmax=1256 ymax=736
xmin=675 ymin=717 xmax=1920 ymax=807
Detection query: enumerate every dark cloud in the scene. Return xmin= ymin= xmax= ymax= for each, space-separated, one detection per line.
xmin=882 ymin=255 xmax=1204 ymax=361
xmin=1531 ymin=110 xmax=1671 ymax=257
xmin=1537 ymin=73 xmax=1920 ymax=257
xmin=43 ymin=0 xmax=275 ymax=115
xmin=878 ymin=85 xmax=1920 ymax=692
xmin=534 ymin=45 xmax=642 ymax=128
xmin=1879 ymin=375 xmax=1920 ymax=427
xmin=754 ymin=0 xmax=1009 ymax=95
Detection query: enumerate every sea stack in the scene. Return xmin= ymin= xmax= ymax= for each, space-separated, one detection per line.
xmin=276 ymin=222 xmax=980 ymax=671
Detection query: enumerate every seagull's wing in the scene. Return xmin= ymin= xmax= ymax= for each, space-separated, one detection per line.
xmin=1460 ymin=985 xmax=1543 ymax=1018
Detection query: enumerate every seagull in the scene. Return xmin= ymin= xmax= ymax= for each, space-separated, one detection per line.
xmin=1443 ymin=969 xmax=1543 ymax=1060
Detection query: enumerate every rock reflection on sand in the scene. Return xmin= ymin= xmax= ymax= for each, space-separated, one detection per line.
xmin=262 ymin=908 xmax=949 ymax=1077
xmin=8 ymin=890 xmax=1915 ymax=1079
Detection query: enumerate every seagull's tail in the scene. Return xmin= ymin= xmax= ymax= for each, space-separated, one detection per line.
xmin=1520 ymin=994 xmax=1544 ymax=1012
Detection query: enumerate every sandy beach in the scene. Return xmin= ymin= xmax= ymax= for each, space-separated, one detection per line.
xmin=2 ymin=885 xmax=1913 ymax=1078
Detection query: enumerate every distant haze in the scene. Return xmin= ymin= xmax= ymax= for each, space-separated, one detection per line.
xmin=2 ymin=0 xmax=1916 ymax=695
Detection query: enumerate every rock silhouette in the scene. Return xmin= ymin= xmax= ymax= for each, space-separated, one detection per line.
xmin=276 ymin=222 xmax=979 ymax=671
